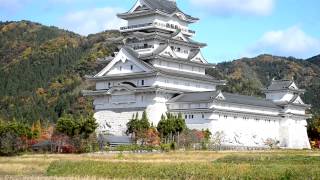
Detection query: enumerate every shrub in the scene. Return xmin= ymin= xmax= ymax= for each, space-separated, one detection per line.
xmin=0 ymin=121 xmax=32 ymax=156
xmin=160 ymin=144 xmax=171 ymax=152
xmin=264 ymin=138 xmax=280 ymax=149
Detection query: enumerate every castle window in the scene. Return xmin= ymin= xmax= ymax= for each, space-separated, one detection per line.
xmin=177 ymin=47 xmax=181 ymax=52
xmin=108 ymin=82 xmax=111 ymax=88
xmin=202 ymin=114 xmax=205 ymax=119
xmin=130 ymin=65 xmax=133 ymax=70
xmin=141 ymin=80 xmax=145 ymax=86
xmin=119 ymin=66 xmax=122 ymax=71
xmin=192 ymin=115 xmax=194 ymax=119
xmin=185 ymin=115 xmax=188 ymax=119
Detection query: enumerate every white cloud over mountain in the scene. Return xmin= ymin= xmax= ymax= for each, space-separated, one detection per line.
xmin=245 ymin=26 xmax=320 ymax=59
xmin=59 ymin=7 xmax=126 ymax=36
xmin=0 ymin=0 xmax=31 ymax=13
xmin=189 ymin=0 xmax=275 ymax=16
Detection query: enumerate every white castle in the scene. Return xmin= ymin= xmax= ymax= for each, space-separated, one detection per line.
xmin=84 ymin=0 xmax=311 ymax=149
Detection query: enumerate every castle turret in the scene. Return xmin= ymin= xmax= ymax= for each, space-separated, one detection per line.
xmin=263 ymin=79 xmax=305 ymax=103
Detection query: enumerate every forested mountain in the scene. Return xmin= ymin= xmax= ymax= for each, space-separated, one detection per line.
xmin=207 ymin=55 xmax=320 ymax=115
xmin=0 ymin=21 xmax=319 ymax=126
xmin=307 ymin=55 xmax=320 ymax=66
xmin=0 ymin=21 xmax=120 ymax=124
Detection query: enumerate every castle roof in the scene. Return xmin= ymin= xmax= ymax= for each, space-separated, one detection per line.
xmin=263 ymin=79 xmax=305 ymax=93
xmin=169 ymin=91 xmax=280 ymax=109
xmin=125 ymin=31 xmax=206 ymax=48
xmin=221 ymin=93 xmax=279 ymax=109
xmin=143 ymin=0 xmax=198 ymax=21
xmin=267 ymin=80 xmax=294 ymax=91
xmin=118 ymin=0 xmax=198 ymax=23
xmin=120 ymin=45 xmax=213 ymax=68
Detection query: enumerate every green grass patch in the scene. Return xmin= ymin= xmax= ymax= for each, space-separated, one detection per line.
xmin=216 ymin=154 xmax=320 ymax=164
xmin=46 ymin=154 xmax=320 ymax=179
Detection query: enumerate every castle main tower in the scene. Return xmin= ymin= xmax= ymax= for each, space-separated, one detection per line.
xmin=84 ymin=0 xmax=225 ymax=135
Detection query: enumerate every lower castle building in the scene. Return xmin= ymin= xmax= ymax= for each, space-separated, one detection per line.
xmin=83 ymin=0 xmax=311 ymax=149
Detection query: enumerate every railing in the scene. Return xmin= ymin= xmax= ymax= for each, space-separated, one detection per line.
xmin=133 ymin=45 xmax=154 ymax=50
xmin=120 ymin=22 xmax=196 ymax=35
xmin=120 ymin=23 xmax=153 ymax=30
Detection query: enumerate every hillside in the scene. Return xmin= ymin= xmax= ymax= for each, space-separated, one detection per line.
xmin=207 ymin=55 xmax=320 ymax=114
xmin=0 ymin=21 xmax=120 ymax=123
xmin=0 ymin=21 xmax=319 ymax=125
xmin=307 ymin=55 xmax=320 ymax=67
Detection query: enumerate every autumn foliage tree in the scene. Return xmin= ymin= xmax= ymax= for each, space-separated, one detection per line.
xmin=0 ymin=121 xmax=32 ymax=156
xmin=126 ymin=111 xmax=150 ymax=144
xmin=308 ymin=115 xmax=320 ymax=141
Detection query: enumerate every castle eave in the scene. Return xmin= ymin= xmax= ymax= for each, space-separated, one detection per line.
xmin=85 ymin=71 xmax=157 ymax=81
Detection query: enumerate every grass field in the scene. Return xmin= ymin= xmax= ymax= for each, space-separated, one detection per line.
xmin=0 ymin=150 xmax=319 ymax=179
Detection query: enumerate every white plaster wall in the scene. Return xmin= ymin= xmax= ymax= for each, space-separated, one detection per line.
xmin=108 ymin=60 xmax=144 ymax=75
xmin=94 ymin=92 xmax=155 ymax=110
xmin=211 ymin=103 xmax=279 ymax=116
xmin=178 ymin=111 xmax=310 ymax=149
xmin=266 ymin=92 xmax=294 ymax=102
xmin=153 ymin=60 xmax=205 ymax=75
xmin=182 ymin=112 xmax=280 ymax=147
xmin=146 ymin=94 xmax=169 ymax=125
xmin=94 ymin=110 xmax=144 ymax=136
xmin=279 ymin=118 xmax=310 ymax=149
xmin=283 ymin=107 xmax=306 ymax=115
xmin=126 ymin=15 xmax=188 ymax=28
xmin=94 ymin=93 xmax=171 ymax=135
xmin=127 ymin=16 xmax=155 ymax=26
xmin=154 ymin=76 xmax=216 ymax=92
xmin=154 ymin=15 xmax=188 ymax=30
xmin=96 ymin=82 xmax=111 ymax=90
xmin=96 ymin=77 xmax=156 ymax=90
xmin=172 ymin=47 xmax=190 ymax=59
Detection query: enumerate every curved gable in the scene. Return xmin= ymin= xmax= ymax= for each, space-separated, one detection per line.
xmin=172 ymin=31 xmax=188 ymax=42
xmin=129 ymin=0 xmax=150 ymax=13
xmin=159 ymin=46 xmax=178 ymax=58
xmin=95 ymin=48 xmax=153 ymax=77
xmin=190 ymin=51 xmax=208 ymax=64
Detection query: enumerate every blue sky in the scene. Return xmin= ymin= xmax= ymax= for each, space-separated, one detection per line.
xmin=0 ymin=0 xmax=319 ymax=63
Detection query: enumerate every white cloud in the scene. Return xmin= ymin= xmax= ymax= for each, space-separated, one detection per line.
xmin=0 ymin=0 xmax=32 ymax=13
xmin=189 ymin=0 xmax=275 ymax=16
xmin=245 ymin=26 xmax=320 ymax=59
xmin=59 ymin=7 xmax=126 ymax=35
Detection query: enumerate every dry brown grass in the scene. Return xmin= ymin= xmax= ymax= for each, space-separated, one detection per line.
xmin=0 ymin=150 xmax=319 ymax=179
xmin=1 ymin=176 xmax=110 ymax=180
